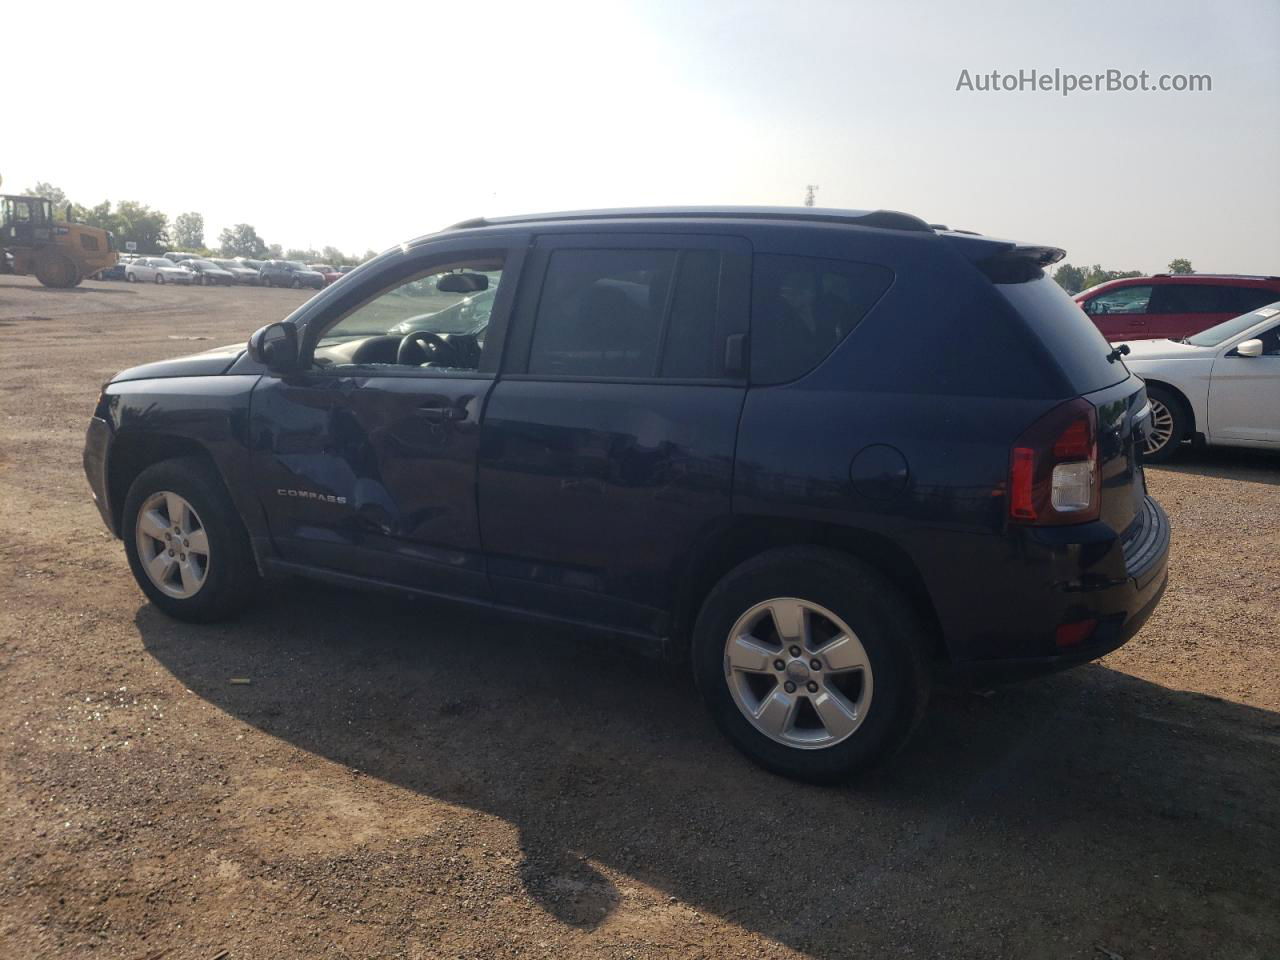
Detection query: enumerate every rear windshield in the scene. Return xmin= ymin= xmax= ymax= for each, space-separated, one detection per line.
xmin=997 ymin=275 xmax=1126 ymax=393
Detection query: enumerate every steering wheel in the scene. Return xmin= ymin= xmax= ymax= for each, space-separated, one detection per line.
xmin=397 ymin=331 xmax=458 ymax=367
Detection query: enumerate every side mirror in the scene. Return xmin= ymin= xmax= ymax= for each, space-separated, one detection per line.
xmin=437 ymin=272 xmax=489 ymax=293
xmin=247 ymin=321 xmax=301 ymax=372
xmin=1236 ymin=339 xmax=1264 ymax=358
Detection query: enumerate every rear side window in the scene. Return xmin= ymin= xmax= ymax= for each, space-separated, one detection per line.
xmin=1227 ymin=286 xmax=1280 ymax=313
xmin=1149 ymin=284 xmax=1248 ymax=314
xmin=998 ymin=275 xmax=1125 ymax=393
xmin=528 ymin=248 xmax=728 ymax=379
xmin=750 ymin=254 xmax=893 ymax=384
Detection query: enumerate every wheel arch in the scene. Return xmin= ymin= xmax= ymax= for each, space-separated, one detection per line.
xmin=668 ymin=516 xmax=947 ymax=666
xmin=107 ymin=432 xmax=221 ymax=534
xmin=1143 ymin=378 xmax=1197 ymax=433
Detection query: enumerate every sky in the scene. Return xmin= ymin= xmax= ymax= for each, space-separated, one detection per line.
xmin=6 ymin=0 xmax=1278 ymax=273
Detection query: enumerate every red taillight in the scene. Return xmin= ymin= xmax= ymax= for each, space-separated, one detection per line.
xmin=1009 ymin=448 xmax=1036 ymax=521
xmin=1008 ymin=399 xmax=1100 ymax=526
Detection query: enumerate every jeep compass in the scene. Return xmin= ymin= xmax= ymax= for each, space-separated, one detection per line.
xmin=83 ymin=207 xmax=1170 ymax=782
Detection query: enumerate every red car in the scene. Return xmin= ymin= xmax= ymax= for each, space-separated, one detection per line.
xmin=308 ymin=263 xmax=342 ymax=286
xmin=1075 ymin=274 xmax=1280 ymax=341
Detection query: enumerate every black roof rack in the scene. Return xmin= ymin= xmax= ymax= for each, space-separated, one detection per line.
xmin=445 ymin=206 xmax=935 ymax=234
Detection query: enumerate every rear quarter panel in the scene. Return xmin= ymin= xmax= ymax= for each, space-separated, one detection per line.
xmin=733 ymin=225 xmax=1072 ymax=661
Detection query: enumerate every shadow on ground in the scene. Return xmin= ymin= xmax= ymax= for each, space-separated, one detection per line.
xmin=0 ymin=281 xmax=137 ymax=295
xmin=138 ymin=583 xmax=1280 ymax=956
xmin=1153 ymin=444 xmax=1280 ymax=485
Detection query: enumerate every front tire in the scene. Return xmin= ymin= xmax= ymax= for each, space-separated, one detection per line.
xmin=691 ymin=547 xmax=930 ymax=784
xmin=123 ymin=457 xmax=260 ymax=622
xmin=1143 ymin=385 xmax=1190 ymax=463
xmin=34 ymin=252 xmax=78 ymax=288
xmin=156 ymin=272 xmax=165 ymax=284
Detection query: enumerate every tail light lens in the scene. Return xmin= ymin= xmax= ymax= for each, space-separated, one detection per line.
xmin=1008 ymin=399 xmax=1100 ymax=525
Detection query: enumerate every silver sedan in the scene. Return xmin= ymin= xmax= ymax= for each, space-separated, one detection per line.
xmin=125 ymin=257 xmax=194 ymax=285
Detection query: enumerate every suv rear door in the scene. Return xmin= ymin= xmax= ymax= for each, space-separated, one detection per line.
xmin=476 ymin=232 xmax=750 ymax=637
xmin=1147 ymin=283 xmax=1235 ymax=340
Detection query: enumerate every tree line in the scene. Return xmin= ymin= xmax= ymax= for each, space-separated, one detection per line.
xmin=21 ymin=182 xmax=1200 ymax=283
xmin=24 ymin=182 xmax=377 ymax=266
xmin=1053 ymin=258 xmax=1195 ymax=295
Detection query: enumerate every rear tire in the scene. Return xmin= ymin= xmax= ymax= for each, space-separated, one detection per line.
xmin=691 ymin=547 xmax=931 ymax=784
xmin=1143 ymin=385 xmax=1190 ymax=463
xmin=262 ymin=275 xmax=271 ymax=288
xmin=122 ymin=457 xmax=260 ymax=622
xmin=291 ymin=277 xmax=301 ymax=289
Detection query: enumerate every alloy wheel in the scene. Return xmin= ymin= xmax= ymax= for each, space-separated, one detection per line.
xmin=134 ymin=491 xmax=210 ymax=599
xmin=724 ymin=598 xmax=873 ymax=749
xmin=1145 ymin=397 xmax=1175 ymax=456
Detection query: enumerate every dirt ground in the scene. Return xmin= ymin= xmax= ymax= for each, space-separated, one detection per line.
xmin=1 ymin=274 xmax=1277 ymax=960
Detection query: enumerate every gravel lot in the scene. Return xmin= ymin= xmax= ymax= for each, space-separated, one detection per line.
xmin=2 ymin=274 xmax=1278 ymax=960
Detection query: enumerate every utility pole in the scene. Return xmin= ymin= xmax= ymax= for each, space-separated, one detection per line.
xmin=804 ymin=184 xmax=819 ymax=207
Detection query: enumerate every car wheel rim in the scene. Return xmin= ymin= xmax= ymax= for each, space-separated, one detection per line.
xmin=724 ymin=598 xmax=873 ymax=750
xmin=135 ymin=491 xmax=210 ymax=599
xmin=1145 ymin=398 xmax=1175 ymax=455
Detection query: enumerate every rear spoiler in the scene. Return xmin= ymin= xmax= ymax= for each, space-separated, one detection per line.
xmin=939 ymin=231 xmax=1066 ymax=283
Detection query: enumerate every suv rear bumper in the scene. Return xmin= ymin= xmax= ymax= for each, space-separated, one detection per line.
xmin=944 ymin=495 xmax=1170 ymax=683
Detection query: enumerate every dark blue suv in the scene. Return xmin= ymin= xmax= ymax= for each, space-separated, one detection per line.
xmin=82 ymin=207 xmax=1169 ymax=782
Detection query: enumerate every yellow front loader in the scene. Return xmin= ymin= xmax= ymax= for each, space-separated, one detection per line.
xmin=1 ymin=194 xmax=117 ymax=287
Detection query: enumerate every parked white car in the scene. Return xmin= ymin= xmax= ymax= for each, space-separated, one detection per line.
xmin=1121 ymin=302 xmax=1280 ymax=461
xmin=126 ymin=257 xmax=194 ymax=285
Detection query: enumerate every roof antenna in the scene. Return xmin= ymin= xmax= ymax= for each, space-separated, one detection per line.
xmin=804 ymin=184 xmax=819 ymax=208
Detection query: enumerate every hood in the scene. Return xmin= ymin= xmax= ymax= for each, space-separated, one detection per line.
xmin=1117 ymin=338 xmax=1207 ymax=362
xmin=111 ymin=342 xmax=245 ymax=383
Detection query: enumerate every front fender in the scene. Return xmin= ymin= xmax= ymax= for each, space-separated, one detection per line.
xmin=99 ymin=376 xmax=268 ymax=545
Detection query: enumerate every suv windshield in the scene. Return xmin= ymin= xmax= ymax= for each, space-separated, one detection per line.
xmin=1186 ymin=303 xmax=1280 ymax=346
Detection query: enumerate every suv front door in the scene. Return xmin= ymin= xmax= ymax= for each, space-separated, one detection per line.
xmin=1083 ymin=284 xmax=1152 ymax=340
xmin=476 ymin=233 xmax=750 ymax=637
xmin=249 ymin=239 xmax=523 ymax=598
